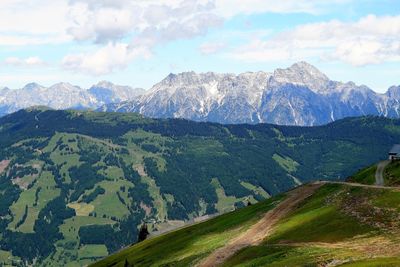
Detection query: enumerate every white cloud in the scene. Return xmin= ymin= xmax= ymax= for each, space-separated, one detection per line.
xmin=214 ymin=0 xmax=351 ymax=18
xmin=228 ymin=15 xmax=400 ymax=66
xmin=61 ymin=0 xmax=356 ymax=74
xmin=61 ymin=42 xmax=151 ymax=75
xmin=0 ymin=0 xmax=361 ymax=75
xmin=4 ymin=56 xmax=46 ymax=67
xmin=0 ymin=35 xmax=71 ymax=46
xmin=199 ymin=41 xmax=226 ymax=54
xmin=0 ymin=0 xmax=72 ymax=45
xmin=67 ymin=0 xmax=222 ymax=44
xmin=67 ymin=3 xmax=138 ymax=43
xmin=0 ymin=0 xmax=352 ymax=47
xmin=66 ymin=0 xmax=352 ymax=44
xmin=64 ymin=0 xmax=223 ymax=74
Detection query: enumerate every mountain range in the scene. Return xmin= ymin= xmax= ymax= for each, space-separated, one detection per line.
xmin=1 ymin=62 xmax=399 ymax=126
xmin=102 ymin=62 xmax=400 ymax=126
xmin=0 ymin=81 xmax=144 ymax=117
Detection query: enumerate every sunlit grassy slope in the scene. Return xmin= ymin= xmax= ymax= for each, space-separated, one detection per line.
xmin=92 ymin=195 xmax=284 ymax=267
xmin=350 ymin=160 xmax=400 ymax=186
xmin=348 ymin=165 xmax=377 ymax=185
xmin=94 ymin=183 xmax=400 ymax=267
xmin=383 ymin=161 xmax=400 ymax=186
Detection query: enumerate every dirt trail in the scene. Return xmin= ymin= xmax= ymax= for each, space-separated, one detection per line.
xmin=319 ymin=180 xmax=399 ymax=191
xmin=197 ymin=183 xmax=322 ymax=267
xmin=375 ymin=160 xmax=390 ymax=186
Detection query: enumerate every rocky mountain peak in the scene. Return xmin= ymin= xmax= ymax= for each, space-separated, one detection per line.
xmin=159 ymin=71 xmax=222 ymax=87
xmin=0 ymin=87 xmax=10 ymax=92
xmin=160 ymin=71 xmax=198 ymax=85
xmin=50 ymin=82 xmax=80 ymax=91
xmin=273 ymin=61 xmax=330 ymax=92
xmin=23 ymin=82 xmax=44 ymax=91
xmin=93 ymin=80 xmax=115 ymax=89
xmin=291 ymin=61 xmax=327 ymax=76
xmin=387 ymin=86 xmax=400 ymax=99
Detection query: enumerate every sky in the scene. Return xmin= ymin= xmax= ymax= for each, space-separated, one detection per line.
xmin=0 ymin=0 xmax=399 ymax=93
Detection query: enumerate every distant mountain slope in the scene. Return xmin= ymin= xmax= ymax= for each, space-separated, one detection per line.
xmin=93 ymin=182 xmax=400 ymax=266
xmin=102 ymin=62 xmax=400 ymax=126
xmin=0 ymin=109 xmax=400 ymax=265
xmin=0 ymin=81 xmax=144 ymax=115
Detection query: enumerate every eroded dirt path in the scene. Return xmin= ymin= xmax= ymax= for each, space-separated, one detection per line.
xmin=197 ymin=183 xmax=322 ymax=267
xmin=321 ymin=180 xmax=400 ymax=191
xmin=375 ymin=160 xmax=390 ymax=186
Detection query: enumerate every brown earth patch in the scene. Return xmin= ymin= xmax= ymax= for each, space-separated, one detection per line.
xmin=0 ymin=159 xmax=10 ymax=174
xmin=140 ymin=202 xmax=152 ymax=216
xmin=134 ymin=164 xmax=147 ymax=177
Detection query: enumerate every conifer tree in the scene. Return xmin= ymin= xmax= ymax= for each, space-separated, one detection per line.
xmin=138 ymin=223 xmax=149 ymax=242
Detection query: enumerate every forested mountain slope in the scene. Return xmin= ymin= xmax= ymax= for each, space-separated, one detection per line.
xmin=0 ymin=109 xmax=399 ymax=265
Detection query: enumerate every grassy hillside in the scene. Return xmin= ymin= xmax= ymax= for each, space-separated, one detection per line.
xmin=95 ymin=183 xmax=400 ymax=267
xmin=383 ymin=161 xmax=400 ymax=186
xmin=0 ymin=109 xmax=400 ymax=265
xmin=95 ymin=194 xmax=285 ymax=267
xmin=349 ymin=160 xmax=400 ymax=186
xmin=348 ymin=165 xmax=377 ymax=185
